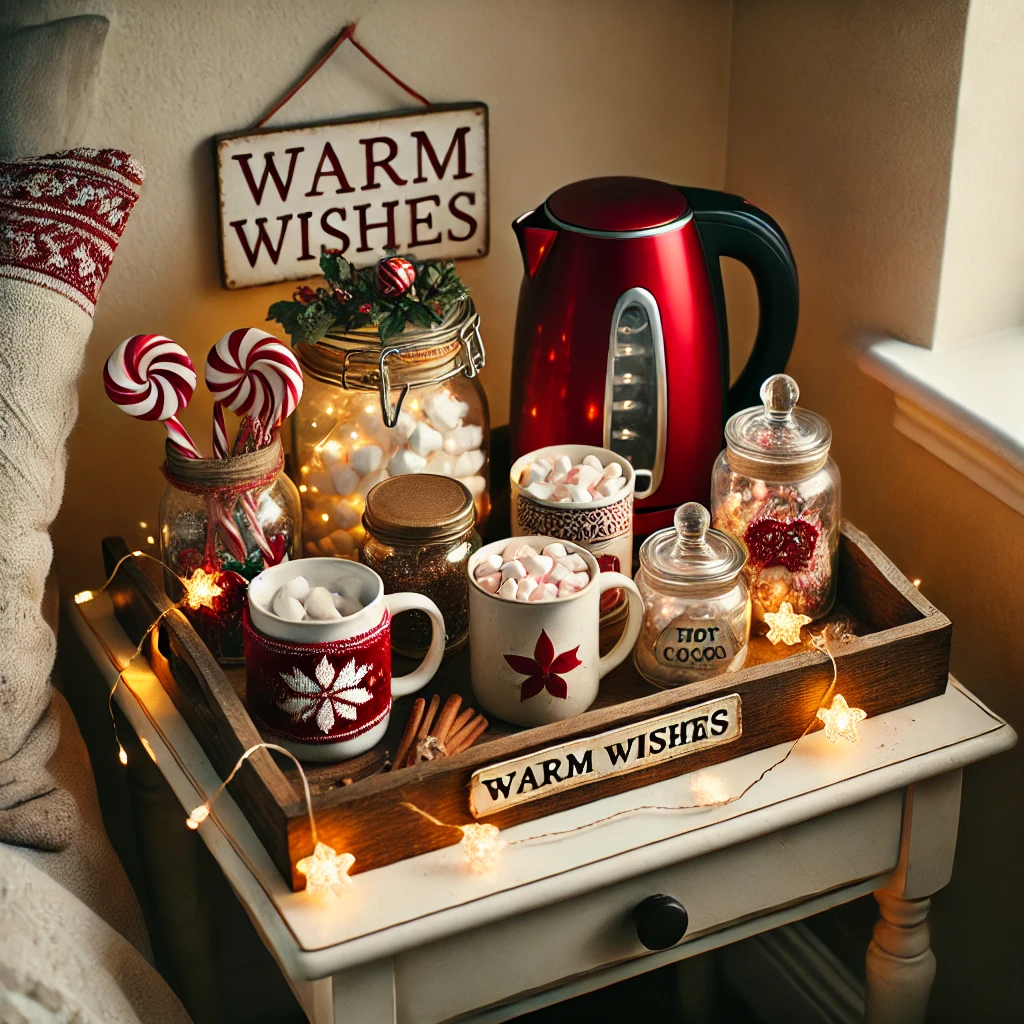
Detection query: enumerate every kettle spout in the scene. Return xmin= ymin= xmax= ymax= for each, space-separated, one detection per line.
xmin=513 ymin=209 xmax=558 ymax=281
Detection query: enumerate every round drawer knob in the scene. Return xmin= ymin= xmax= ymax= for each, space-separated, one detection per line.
xmin=635 ymin=894 xmax=688 ymax=950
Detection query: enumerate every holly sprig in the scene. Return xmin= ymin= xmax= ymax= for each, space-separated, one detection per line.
xmin=267 ymin=250 xmax=469 ymax=345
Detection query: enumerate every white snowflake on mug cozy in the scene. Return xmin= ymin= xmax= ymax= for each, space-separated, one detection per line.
xmin=277 ymin=656 xmax=372 ymax=734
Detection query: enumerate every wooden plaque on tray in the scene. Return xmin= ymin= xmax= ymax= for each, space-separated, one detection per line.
xmin=102 ymin=521 xmax=950 ymax=890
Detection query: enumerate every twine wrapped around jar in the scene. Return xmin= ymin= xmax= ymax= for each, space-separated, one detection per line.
xmin=724 ymin=448 xmax=830 ymax=483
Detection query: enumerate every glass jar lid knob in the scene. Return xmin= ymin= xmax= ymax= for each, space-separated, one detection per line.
xmin=760 ymin=373 xmax=800 ymax=423
xmin=675 ymin=502 xmax=712 ymax=553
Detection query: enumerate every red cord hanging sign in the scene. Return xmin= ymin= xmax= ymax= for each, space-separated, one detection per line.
xmin=215 ymin=23 xmax=489 ymax=290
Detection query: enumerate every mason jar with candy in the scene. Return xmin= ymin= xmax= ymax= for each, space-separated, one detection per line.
xmin=711 ymin=374 xmax=840 ymax=620
xmin=269 ymin=253 xmax=489 ymax=561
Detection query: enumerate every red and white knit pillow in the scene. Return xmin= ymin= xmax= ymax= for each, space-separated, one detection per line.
xmin=0 ymin=147 xmax=144 ymax=316
xmin=0 ymin=148 xmax=143 ymax=852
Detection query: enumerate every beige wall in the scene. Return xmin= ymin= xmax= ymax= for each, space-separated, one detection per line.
xmin=0 ymin=0 xmax=733 ymax=591
xmin=727 ymin=1 xmax=1023 ymax=1018
xmin=932 ymin=0 xmax=1024 ymax=347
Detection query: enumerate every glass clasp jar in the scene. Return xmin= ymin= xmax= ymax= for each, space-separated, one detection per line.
xmin=292 ymin=300 xmax=489 ymax=561
xmin=360 ymin=473 xmax=479 ymax=658
xmin=634 ymin=502 xmax=751 ymax=687
xmin=711 ymin=374 xmax=841 ymax=621
xmin=159 ymin=438 xmax=302 ymax=663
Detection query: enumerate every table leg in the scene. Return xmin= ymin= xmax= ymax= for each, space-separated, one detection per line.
xmin=864 ymin=890 xmax=935 ymax=1024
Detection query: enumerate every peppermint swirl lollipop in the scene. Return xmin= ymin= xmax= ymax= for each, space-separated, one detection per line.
xmin=205 ymin=328 xmax=302 ymax=454
xmin=103 ymin=334 xmax=201 ymax=457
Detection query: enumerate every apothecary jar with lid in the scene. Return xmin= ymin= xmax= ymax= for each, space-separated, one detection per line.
xmin=634 ymin=502 xmax=751 ymax=688
xmin=291 ymin=300 xmax=489 ymax=560
xmin=710 ymin=374 xmax=841 ymax=621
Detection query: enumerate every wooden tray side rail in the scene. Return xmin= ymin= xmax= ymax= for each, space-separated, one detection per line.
xmin=103 ymin=523 xmax=951 ymax=888
xmin=102 ymin=538 xmax=310 ymax=877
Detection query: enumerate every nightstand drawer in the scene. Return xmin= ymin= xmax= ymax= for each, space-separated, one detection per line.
xmin=394 ymin=790 xmax=903 ymax=1023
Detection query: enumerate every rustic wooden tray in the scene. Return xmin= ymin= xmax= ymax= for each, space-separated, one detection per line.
xmin=102 ymin=521 xmax=950 ymax=890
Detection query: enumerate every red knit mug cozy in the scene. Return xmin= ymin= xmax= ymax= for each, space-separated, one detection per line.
xmin=244 ymin=558 xmax=446 ymax=761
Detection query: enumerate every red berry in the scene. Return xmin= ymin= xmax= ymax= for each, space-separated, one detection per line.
xmin=376 ymin=256 xmax=416 ymax=298
xmin=359 ymin=303 xmax=372 ymax=314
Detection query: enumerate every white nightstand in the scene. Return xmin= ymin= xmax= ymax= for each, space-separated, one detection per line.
xmin=71 ymin=594 xmax=1015 ymax=1024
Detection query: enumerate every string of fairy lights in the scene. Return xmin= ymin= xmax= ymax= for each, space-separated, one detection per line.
xmin=77 ymin=552 xmax=873 ymax=897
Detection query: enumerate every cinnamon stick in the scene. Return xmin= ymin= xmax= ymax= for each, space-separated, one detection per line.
xmin=392 ymin=697 xmax=425 ymax=769
xmin=407 ymin=693 xmax=441 ymax=766
xmin=433 ymin=694 xmax=463 ymax=747
xmin=448 ymin=715 xmax=489 ymax=755
xmin=448 ymin=706 xmax=475 ymax=739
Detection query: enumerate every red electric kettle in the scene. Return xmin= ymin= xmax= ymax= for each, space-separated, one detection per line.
xmin=510 ymin=176 xmax=798 ymax=535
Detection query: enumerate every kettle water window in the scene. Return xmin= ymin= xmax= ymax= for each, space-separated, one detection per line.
xmin=604 ymin=288 xmax=666 ymax=499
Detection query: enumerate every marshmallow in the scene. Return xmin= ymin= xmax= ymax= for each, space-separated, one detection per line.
xmin=568 ymin=571 xmax=591 ymax=589
xmin=330 ymin=464 xmax=359 ymax=496
xmin=582 ymin=454 xmax=604 ymax=471
xmin=325 ymin=529 xmax=356 ymax=556
xmin=552 ymin=485 xmax=572 ymax=502
xmin=304 ymin=541 xmax=320 ymax=556
xmin=516 ymin=577 xmax=539 ymax=601
xmin=601 ymin=462 xmax=623 ymax=480
xmin=334 ymin=578 xmax=363 ymax=601
xmin=497 ymin=578 xmax=519 ymax=600
xmin=388 ymin=447 xmax=426 ymax=475
xmin=545 ymin=561 xmax=571 ymax=584
xmin=476 ymin=572 xmax=501 ymax=593
xmin=562 ymin=553 xmax=588 ymax=572
xmin=520 ymin=553 xmax=554 ymax=579
xmin=408 ymin=421 xmax=443 ymax=457
xmin=500 ymin=559 xmax=527 ymax=582
xmin=462 ymin=475 xmax=486 ymax=498
xmin=273 ymin=591 xmax=307 ymax=621
xmin=597 ymin=476 xmax=626 ymax=497
xmin=425 ymin=450 xmax=456 ymax=476
xmin=542 ymin=543 xmax=567 ymax=558
xmin=550 ymin=454 xmax=573 ymax=482
xmin=568 ymin=484 xmax=593 ymax=503
xmin=333 ymin=595 xmax=362 ymax=616
xmin=573 ymin=465 xmax=602 ymax=491
xmin=280 ymin=576 xmax=310 ymax=602
xmin=396 ymin=411 xmax=417 ymax=439
xmin=521 ymin=458 xmax=553 ymax=486
xmin=475 ymin=553 xmax=504 ymax=578
xmin=453 ymin=449 xmax=485 ymax=477
xmin=304 ymin=587 xmax=342 ymax=620
xmin=350 ymin=445 xmax=383 ymax=476
xmin=502 ymin=540 xmax=530 ymax=561
xmin=526 ymin=481 xmax=557 ymax=501
xmin=329 ymin=501 xmax=360 ymax=530
xmin=425 ymin=392 xmax=469 ymax=432
xmin=530 ymin=582 xmax=559 ymax=601
xmin=557 ymin=578 xmax=582 ymax=598
xmin=444 ymin=424 xmax=483 ymax=455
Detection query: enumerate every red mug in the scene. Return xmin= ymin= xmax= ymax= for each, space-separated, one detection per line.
xmin=245 ymin=558 xmax=444 ymax=761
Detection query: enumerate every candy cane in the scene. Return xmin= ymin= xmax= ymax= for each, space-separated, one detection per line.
xmin=205 ymin=327 xmax=303 ymax=436
xmin=103 ymin=335 xmax=202 ymax=458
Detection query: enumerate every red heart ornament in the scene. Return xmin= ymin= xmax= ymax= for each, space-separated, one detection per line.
xmin=744 ymin=517 xmax=819 ymax=573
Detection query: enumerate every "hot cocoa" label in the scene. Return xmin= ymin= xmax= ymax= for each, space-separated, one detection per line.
xmin=654 ymin=618 xmax=740 ymax=671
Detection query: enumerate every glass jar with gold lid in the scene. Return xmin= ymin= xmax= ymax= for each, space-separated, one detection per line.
xmin=292 ymin=300 xmax=489 ymax=560
xmin=361 ymin=474 xmax=479 ymax=657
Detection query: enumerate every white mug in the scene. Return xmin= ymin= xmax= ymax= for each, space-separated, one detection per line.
xmin=245 ymin=558 xmax=444 ymax=761
xmin=468 ymin=536 xmax=643 ymax=727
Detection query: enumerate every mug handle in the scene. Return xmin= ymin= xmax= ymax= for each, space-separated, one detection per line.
xmin=597 ymin=572 xmax=644 ymax=678
xmin=384 ymin=593 xmax=446 ymax=697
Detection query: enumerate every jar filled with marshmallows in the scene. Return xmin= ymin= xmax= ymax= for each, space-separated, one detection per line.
xmin=634 ymin=502 xmax=750 ymax=687
xmin=291 ymin=301 xmax=489 ymax=560
xmin=711 ymin=374 xmax=840 ymax=621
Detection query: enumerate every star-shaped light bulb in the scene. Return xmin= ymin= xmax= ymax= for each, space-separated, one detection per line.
xmin=763 ymin=601 xmax=812 ymax=645
xmin=186 ymin=803 xmax=210 ymax=830
xmin=296 ymin=841 xmax=355 ymax=898
xmin=816 ymin=694 xmax=867 ymax=744
xmin=460 ymin=824 xmax=505 ymax=871
xmin=183 ymin=567 xmax=224 ymax=611
xmin=690 ymin=772 xmax=730 ymax=807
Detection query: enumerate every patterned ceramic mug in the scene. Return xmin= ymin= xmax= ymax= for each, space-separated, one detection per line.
xmin=510 ymin=444 xmax=635 ymax=612
xmin=245 ymin=558 xmax=444 ymax=762
xmin=468 ymin=536 xmax=643 ymax=727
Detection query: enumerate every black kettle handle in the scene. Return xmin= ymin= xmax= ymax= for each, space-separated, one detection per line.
xmin=682 ymin=186 xmax=799 ymax=417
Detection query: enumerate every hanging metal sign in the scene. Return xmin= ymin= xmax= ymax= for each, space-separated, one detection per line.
xmin=216 ymin=103 xmax=489 ymax=289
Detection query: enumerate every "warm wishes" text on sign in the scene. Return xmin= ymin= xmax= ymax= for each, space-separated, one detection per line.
xmin=468 ymin=694 xmax=742 ymax=818
xmin=216 ymin=104 xmax=489 ymax=289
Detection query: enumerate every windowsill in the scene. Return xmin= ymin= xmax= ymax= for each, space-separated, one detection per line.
xmin=857 ymin=329 xmax=1024 ymax=516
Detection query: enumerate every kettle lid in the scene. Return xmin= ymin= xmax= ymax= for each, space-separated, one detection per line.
xmin=546 ymin=176 xmax=690 ymax=235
